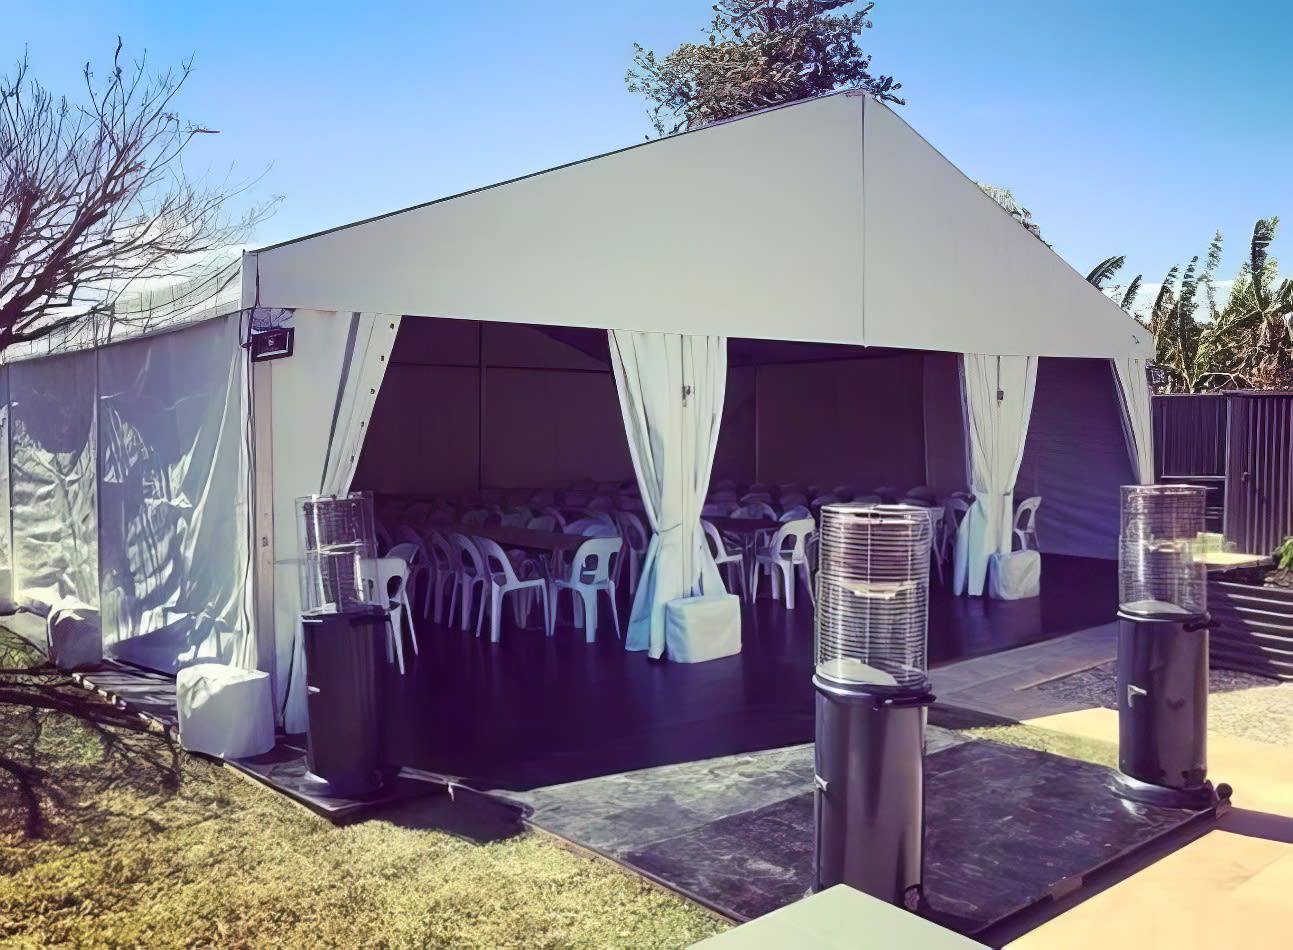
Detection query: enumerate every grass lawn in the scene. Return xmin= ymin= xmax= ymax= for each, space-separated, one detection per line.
xmin=0 ymin=627 xmax=725 ymax=949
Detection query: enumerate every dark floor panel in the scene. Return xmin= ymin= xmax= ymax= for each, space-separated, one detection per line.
xmin=617 ymin=740 xmax=1211 ymax=934
xmin=390 ymin=555 xmax=1116 ymax=790
xmin=230 ymin=741 xmax=442 ymax=823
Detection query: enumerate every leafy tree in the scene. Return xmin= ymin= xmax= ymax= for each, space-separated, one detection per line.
xmin=1149 ymin=233 xmax=1225 ymax=392
xmin=1204 ymin=219 xmax=1293 ymax=389
xmin=627 ymin=1 xmax=902 ymax=137
xmin=0 ymin=41 xmax=271 ymax=352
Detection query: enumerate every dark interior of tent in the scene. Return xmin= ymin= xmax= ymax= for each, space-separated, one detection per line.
xmin=349 ymin=316 xmax=1130 ymax=790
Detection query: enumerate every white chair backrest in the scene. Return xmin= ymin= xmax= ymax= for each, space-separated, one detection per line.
xmin=541 ymin=506 xmax=568 ymax=529
xmin=567 ymin=537 xmax=622 ymax=583
xmin=587 ymin=496 xmax=614 ymax=513
xmin=1015 ymin=496 xmax=1041 ymax=530
xmin=475 ymin=537 xmax=522 ymax=584
xmin=396 ymin=525 xmax=427 ymax=554
xmin=527 ymin=515 xmax=557 ymax=532
xmin=427 ymin=530 xmax=456 ymax=571
xmin=779 ymin=505 xmax=812 ymax=522
xmin=770 ymin=518 xmax=815 ymax=559
xmin=461 ymin=509 xmax=489 ymax=527
xmin=779 ymin=491 xmax=809 ymax=508
xmin=499 ymin=512 xmax=528 ymax=527
xmin=741 ymin=491 xmax=773 ymax=504
xmin=450 ymin=533 xmax=486 ymax=576
xmin=810 ymin=493 xmax=841 ymax=508
xmin=387 ymin=542 xmax=421 ymax=566
xmin=564 ymin=517 xmax=605 ymax=535
xmin=369 ymin=555 xmax=409 ymax=605
xmin=507 ymin=505 xmax=534 ymax=520
xmin=702 ymin=519 xmax=733 ymax=557
xmin=733 ymin=502 xmax=776 ymax=521
xmin=709 ymin=489 xmax=739 ymax=503
xmin=581 ymin=523 xmax=618 ymax=538
xmin=616 ymin=511 xmax=650 ymax=551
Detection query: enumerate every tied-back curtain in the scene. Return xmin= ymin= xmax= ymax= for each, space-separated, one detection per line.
xmin=609 ymin=331 xmax=726 ymax=657
xmin=954 ymin=354 xmax=1038 ymax=596
xmin=1111 ymin=357 xmax=1154 ymax=484
xmin=270 ymin=311 xmax=400 ymax=731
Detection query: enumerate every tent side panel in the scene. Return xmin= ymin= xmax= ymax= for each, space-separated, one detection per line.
xmin=862 ymin=98 xmax=1152 ymax=359
xmin=96 ymin=314 xmax=252 ymax=672
xmin=252 ymin=95 xmax=867 ymax=345
xmin=9 ymin=350 xmax=100 ymax=609
xmin=1017 ymin=357 xmax=1135 ymax=559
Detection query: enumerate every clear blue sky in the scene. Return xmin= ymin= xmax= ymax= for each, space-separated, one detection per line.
xmin=6 ymin=0 xmax=1291 ymax=288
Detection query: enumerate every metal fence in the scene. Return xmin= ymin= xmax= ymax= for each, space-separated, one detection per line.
xmin=1153 ymin=392 xmax=1293 ymax=555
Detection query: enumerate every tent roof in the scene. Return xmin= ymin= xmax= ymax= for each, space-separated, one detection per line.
xmin=246 ymin=91 xmax=1152 ymax=359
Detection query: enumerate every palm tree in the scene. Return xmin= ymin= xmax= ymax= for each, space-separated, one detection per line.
xmin=1205 ymin=219 xmax=1293 ymax=388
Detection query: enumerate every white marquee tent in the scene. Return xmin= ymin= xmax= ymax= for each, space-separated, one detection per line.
xmin=0 ymin=91 xmax=1154 ymax=733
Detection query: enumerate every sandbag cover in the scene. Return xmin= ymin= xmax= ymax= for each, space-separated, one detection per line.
xmin=47 ymin=596 xmax=103 ymax=670
xmin=665 ymin=594 xmax=741 ymax=663
xmin=988 ymin=550 xmax=1042 ymax=601
xmin=176 ymin=662 xmax=275 ymax=759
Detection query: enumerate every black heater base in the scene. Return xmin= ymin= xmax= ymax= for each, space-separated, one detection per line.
xmin=1111 ymin=773 xmax=1226 ymax=811
xmin=298 ymin=768 xmax=394 ymax=800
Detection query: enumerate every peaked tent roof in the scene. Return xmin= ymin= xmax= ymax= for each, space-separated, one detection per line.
xmin=247 ymin=91 xmax=1152 ymax=359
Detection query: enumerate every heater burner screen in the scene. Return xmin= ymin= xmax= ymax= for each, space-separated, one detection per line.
xmin=1118 ymin=484 xmax=1207 ymax=618
xmin=815 ymin=504 xmax=933 ymax=689
xmin=297 ymin=493 xmax=379 ymax=614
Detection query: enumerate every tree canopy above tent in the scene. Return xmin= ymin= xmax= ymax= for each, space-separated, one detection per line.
xmin=626 ymin=1 xmax=902 ymax=136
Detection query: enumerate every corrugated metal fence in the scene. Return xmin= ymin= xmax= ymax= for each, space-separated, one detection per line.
xmin=1153 ymin=392 xmax=1293 ymax=555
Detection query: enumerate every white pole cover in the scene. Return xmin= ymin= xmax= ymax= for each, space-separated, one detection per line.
xmin=954 ymin=354 xmax=1038 ymax=596
xmin=610 ymin=331 xmax=727 ymax=657
xmin=1111 ymin=357 xmax=1155 ymax=484
xmin=269 ymin=310 xmax=399 ymax=731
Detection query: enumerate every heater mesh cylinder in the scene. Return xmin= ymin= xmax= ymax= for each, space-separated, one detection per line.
xmin=1118 ymin=484 xmax=1207 ymax=618
xmin=297 ymin=492 xmax=380 ymax=614
xmin=815 ymin=503 xmax=933 ymax=690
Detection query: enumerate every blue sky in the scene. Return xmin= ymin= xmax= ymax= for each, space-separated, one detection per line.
xmin=6 ymin=0 xmax=1291 ymax=291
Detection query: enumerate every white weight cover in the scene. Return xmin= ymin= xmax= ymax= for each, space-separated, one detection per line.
xmin=176 ymin=662 xmax=275 ymax=759
xmin=665 ymin=594 xmax=742 ymax=663
xmin=988 ymin=550 xmax=1042 ymax=601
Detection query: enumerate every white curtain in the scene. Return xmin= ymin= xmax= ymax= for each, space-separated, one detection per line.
xmin=954 ymin=354 xmax=1038 ymax=596
xmin=1111 ymin=357 xmax=1154 ymax=484
xmin=609 ymin=331 xmax=727 ymax=658
xmin=270 ymin=311 xmax=400 ymax=731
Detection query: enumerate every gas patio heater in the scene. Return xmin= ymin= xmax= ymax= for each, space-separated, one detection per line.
xmin=813 ymin=503 xmax=935 ymax=909
xmin=1115 ymin=484 xmax=1222 ymax=808
xmin=297 ymin=492 xmax=390 ymax=797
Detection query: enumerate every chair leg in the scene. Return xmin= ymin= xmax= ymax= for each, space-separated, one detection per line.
xmin=783 ymin=562 xmax=796 ymax=609
xmin=490 ymin=586 xmax=504 ymax=643
xmin=798 ymin=561 xmax=814 ymax=607
xmin=391 ymin=606 xmax=406 ymax=675
xmin=446 ymin=576 xmax=458 ymax=628
xmin=403 ymin=592 xmax=419 ymax=654
xmin=541 ymin=586 xmax=553 ymax=637
xmin=607 ymin=584 xmax=621 ymax=639
xmin=580 ymin=588 xmax=598 ymax=643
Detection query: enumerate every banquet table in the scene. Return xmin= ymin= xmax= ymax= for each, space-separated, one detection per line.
xmin=469 ymin=525 xmax=589 ymax=555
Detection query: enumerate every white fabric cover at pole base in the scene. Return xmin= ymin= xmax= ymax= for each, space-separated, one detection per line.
xmin=954 ymin=354 xmax=1038 ymax=597
xmin=1111 ymin=357 xmax=1155 ymax=484
xmin=610 ymin=331 xmax=727 ymax=658
xmin=270 ymin=311 xmax=399 ymax=732
xmin=987 ymin=550 xmax=1041 ymax=600
xmin=665 ymin=594 xmax=742 ymax=663
xmin=46 ymin=596 xmax=102 ymax=670
xmin=176 ymin=662 xmax=275 ymax=759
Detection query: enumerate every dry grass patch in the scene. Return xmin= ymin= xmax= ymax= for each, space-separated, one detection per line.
xmin=0 ymin=628 xmax=724 ymax=948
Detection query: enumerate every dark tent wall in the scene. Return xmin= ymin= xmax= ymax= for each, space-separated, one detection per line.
xmin=353 ymin=318 xmax=633 ymax=494
xmin=712 ymin=346 xmax=966 ymax=495
xmin=1017 ymin=357 xmax=1134 ymax=559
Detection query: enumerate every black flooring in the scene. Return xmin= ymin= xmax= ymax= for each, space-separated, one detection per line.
xmin=385 ymin=555 xmax=1116 ymax=790
xmin=613 ymin=740 xmax=1215 ymax=935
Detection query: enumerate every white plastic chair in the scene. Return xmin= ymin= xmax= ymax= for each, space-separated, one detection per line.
xmin=703 ymin=519 xmax=746 ymax=599
xmin=474 ymin=537 xmax=551 ymax=642
xmin=702 ymin=500 xmax=738 ymax=517
xmin=366 ymin=553 xmax=418 ymax=674
xmin=752 ymin=518 xmax=816 ymax=609
xmin=615 ymin=511 xmax=650 ymax=594
xmin=810 ymin=493 xmax=841 ymax=509
xmin=551 ymin=537 xmax=623 ymax=642
xmin=375 ymin=522 xmax=394 ymax=555
xmin=461 ymin=509 xmax=489 ymax=527
xmin=779 ymin=491 xmax=809 ymax=508
xmin=587 ymin=496 xmax=614 ymax=513
xmin=448 ymin=533 xmax=488 ymax=631
xmin=1014 ymin=496 xmax=1042 ymax=551
xmin=541 ymin=506 xmax=568 ymax=530
xmin=527 ymin=515 xmax=557 ymax=533
xmin=731 ymin=502 xmax=777 ymax=521
xmin=425 ymin=530 xmax=458 ymax=621
xmin=779 ymin=504 xmax=812 ymax=522
xmin=395 ymin=526 xmax=431 ymax=610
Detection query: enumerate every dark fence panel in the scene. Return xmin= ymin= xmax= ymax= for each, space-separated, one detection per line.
xmin=1225 ymin=394 xmax=1293 ymax=556
xmin=1153 ymin=395 xmax=1228 ymax=477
